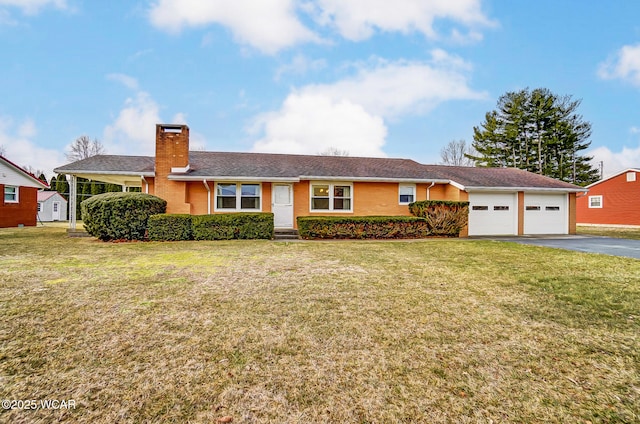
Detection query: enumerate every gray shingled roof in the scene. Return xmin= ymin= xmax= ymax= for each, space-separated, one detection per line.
xmin=185 ymin=151 xmax=440 ymax=180
xmin=422 ymin=165 xmax=585 ymax=190
xmin=54 ymin=155 xmax=155 ymax=174
xmin=53 ymin=152 xmax=584 ymax=191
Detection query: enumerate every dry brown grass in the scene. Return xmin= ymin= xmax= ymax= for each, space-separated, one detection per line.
xmin=578 ymin=225 xmax=640 ymax=240
xmin=1 ymin=226 xmax=638 ymax=423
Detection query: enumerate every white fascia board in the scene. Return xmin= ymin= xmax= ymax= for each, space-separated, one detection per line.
xmin=168 ymin=175 xmax=300 ymax=182
xmin=585 ymin=168 xmax=640 ymax=188
xmin=464 ymin=186 xmax=586 ymax=193
xmin=299 ymin=176 xmax=450 ymax=183
xmin=1 ymin=158 xmax=48 ymax=188
xmin=448 ymin=180 xmax=466 ymax=190
xmin=52 ymin=169 xmax=154 ymax=177
xmin=171 ymin=164 xmax=190 ymax=173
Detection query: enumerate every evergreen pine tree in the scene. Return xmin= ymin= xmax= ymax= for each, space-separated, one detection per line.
xmin=469 ymin=88 xmax=599 ymax=186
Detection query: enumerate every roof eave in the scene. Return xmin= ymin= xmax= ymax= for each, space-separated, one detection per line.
xmin=53 ymin=169 xmax=155 ymax=177
xmin=585 ymin=168 xmax=640 ymax=188
xmin=168 ymin=175 xmax=300 ymax=182
xmin=1 ymin=156 xmax=48 ymax=189
xmin=168 ymin=175 xmax=449 ymax=183
xmin=464 ymin=186 xmax=587 ymax=193
xmin=299 ymin=176 xmax=449 ymax=183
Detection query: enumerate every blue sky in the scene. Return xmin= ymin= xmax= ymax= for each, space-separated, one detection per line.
xmin=1 ymin=0 xmax=640 ymax=179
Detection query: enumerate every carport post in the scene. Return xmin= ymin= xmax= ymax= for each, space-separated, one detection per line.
xmin=69 ymin=175 xmax=77 ymax=230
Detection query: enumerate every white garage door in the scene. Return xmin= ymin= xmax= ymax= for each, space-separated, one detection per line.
xmin=468 ymin=192 xmax=518 ymax=236
xmin=524 ymin=193 xmax=567 ymax=235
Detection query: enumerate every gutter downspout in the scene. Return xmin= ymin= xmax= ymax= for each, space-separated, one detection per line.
xmin=203 ymin=180 xmax=211 ymax=214
xmin=426 ymin=182 xmax=436 ymax=200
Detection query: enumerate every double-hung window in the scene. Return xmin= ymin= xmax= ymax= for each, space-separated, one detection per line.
xmin=215 ymin=183 xmax=261 ymax=211
xmin=588 ymin=195 xmax=602 ymax=208
xmin=4 ymin=186 xmax=18 ymax=203
xmin=311 ymin=183 xmax=352 ymax=212
xmin=399 ymin=184 xmax=415 ymax=204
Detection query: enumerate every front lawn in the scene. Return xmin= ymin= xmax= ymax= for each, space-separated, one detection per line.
xmin=1 ymin=226 xmax=638 ymax=423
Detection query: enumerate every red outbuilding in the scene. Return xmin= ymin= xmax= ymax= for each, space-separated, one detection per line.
xmin=576 ymin=168 xmax=640 ymax=226
xmin=1 ymin=155 xmax=49 ymax=228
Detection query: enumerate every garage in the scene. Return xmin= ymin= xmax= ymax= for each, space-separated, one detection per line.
xmin=524 ymin=193 xmax=568 ymax=234
xmin=468 ymin=192 xmax=518 ymax=236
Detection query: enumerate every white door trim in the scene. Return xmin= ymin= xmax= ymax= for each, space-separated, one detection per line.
xmin=52 ymin=201 xmax=61 ymax=221
xmin=272 ymin=184 xmax=294 ymax=228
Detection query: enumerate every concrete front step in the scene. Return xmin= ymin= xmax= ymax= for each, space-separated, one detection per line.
xmin=274 ymin=229 xmax=299 ymax=240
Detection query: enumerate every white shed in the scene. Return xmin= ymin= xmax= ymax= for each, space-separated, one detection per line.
xmin=37 ymin=191 xmax=67 ymax=222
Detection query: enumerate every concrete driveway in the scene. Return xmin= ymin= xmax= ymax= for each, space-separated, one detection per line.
xmin=481 ymin=235 xmax=640 ymax=259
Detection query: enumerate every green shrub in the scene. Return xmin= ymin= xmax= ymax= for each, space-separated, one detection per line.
xmin=297 ymin=216 xmax=430 ymax=239
xmin=81 ymin=192 xmax=166 ymax=241
xmin=192 ymin=213 xmax=274 ymax=240
xmin=408 ymin=200 xmax=469 ymax=236
xmin=148 ymin=214 xmax=193 ymax=241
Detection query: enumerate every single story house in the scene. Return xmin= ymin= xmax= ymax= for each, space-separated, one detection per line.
xmin=54 ymin=124 xmax=585 ymax=236
xmin=1 ymin=155 xmax=49 ymax=228
xmin=37 ymin=191 xmax=68 ymax=222
xmin=576 ymin=168 xmax=640 ymax=226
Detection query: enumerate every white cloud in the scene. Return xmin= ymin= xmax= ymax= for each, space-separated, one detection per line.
xmin=104 ymin=74 xmax=185 ymax=155
xmin=252 ymin=53 xmax=484 ymax=156
xmin=311 ymin=0 xmax=493 ymax=41
xmin=301 ymin=53 xmax=486 ymax=118
xmin=252 ymin=93 xmax=387 ymax=156
xmin=598 ymin=43 xmax=640 ymax=86
xmin=104 ymin=92 xmax=160 ymax=155
xmin=589 ymin=143 xmax=640 ymax=178
xmin=148 ymin=0 xmax=319 ymax=54
xmin=0 ymin=116 xmax=64 ymax=179
xmin=147 ymin=0 xmax=494 ymax=53
xmin=0 ymin=0 xmax=67 ymax=15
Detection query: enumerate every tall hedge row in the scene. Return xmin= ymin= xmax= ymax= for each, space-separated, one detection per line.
xmin=81 ymin=192 xmax=167 ymax=241
xmin=147 ymin=214 xmax=193 ymax=241
xmin=297 ymin=216 xmax=430 ymax=239
xmin=408 ymin=200 xmax=469 ymax=236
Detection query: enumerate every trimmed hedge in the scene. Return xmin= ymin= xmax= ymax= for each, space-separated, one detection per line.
xmin=192 ymin=213 xmax=274 ymax=240
xmin=297 ymin=216 xmax=430 ymax=239
xmin=408 ymin=200 xmax=469 ymax=236
xmin=148 ymin=214 xmax=193 ymax=241
xmin=81 ymin=192 xmax=166 ymax=241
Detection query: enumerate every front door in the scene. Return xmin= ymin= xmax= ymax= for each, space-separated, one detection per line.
xmin=52 ymin=202 xmax=60 ymax=221
xmin=272 ymin=184 xmax=294 ymax=228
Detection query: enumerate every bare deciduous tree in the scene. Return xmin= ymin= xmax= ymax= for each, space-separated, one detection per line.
xmin=22 ymin=165 xmax=45 ymax=178
xmin=0 ymin=144 xmax=6 ymax=156
xmin=318 ymin=147 xmax=350 ymax=156
xmin=66 ymin=135 xmax=106 ymax=161
xmin=440 ymin=139 xmax=476 ymax=166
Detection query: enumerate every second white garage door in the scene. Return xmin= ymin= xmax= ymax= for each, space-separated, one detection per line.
xmin=524 ymin=193 xmax=568 ymax=234
xmin=468 ymin=192 xmax=518 ymax=236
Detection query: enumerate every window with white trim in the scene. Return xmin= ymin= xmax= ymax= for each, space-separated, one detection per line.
xmin=310 ymin=183 xmax=352 ymax=212
xmin=215 ymin=183 xmax=261 ymax=211
xmin=4 ymin=186 xmax=18 ymax=203
xmin=399 ymin=184 xmax=415 ymax=204
xmin=589 ymin=195 xmax=602 ymax=208
xmin=627 ymin=172 xmax=636 ymax=182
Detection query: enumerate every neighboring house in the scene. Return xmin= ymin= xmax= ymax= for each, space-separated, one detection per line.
xmin=576 ymin=168 xmax=640 ymax=226
xmin=54 ymin=124 xmax=585 ymax=236
xmin=1 ymin=155 xmax=49 ymax=228
xmin=37 ymin=191 xmax=68 ymax=222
